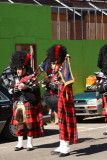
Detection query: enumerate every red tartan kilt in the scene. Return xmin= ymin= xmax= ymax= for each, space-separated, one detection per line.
xmin=11 ymin=102 xmax=43 ymax=125
xmin=102 ymin=95 xmax=107 ymax=115
xmin=58 ymin=84 xmax=78 ymax=144
xmin=11 ymin=102 xmax=44 ymax=137
xmin=102 ymin=110 xmax=107 ymax=115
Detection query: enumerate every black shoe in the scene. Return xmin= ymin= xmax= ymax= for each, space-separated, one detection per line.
xmin=14 ymin=147 xmax=23 ymax=151
xmin=103 ymin=132 xmax=107 ymax=135
xmin=27 ymin=148 xmax=34 ymax=151
xmin=51 ymin=151 xmax=60 ymax=155
xmin=59 ymin=152 xmax=70 ymax=157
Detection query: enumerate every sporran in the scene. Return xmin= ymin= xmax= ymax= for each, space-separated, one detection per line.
xmin=15 ymin=101 xmax=26 ymax=123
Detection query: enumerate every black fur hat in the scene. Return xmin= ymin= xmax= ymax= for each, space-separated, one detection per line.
xmin=10 ymin=51 xmax=31 ymax=72
xmin=46 ymin=44 xmax=67 ymax=64
xmin=97 ymin=44 xmax=107 ymax=75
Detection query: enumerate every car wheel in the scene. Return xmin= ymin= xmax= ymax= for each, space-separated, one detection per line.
xmin=1 ymin=116 xmax=17 ymax=141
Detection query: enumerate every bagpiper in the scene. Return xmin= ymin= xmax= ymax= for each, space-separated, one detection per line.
xmin=41 ymin=44 xmax=78 ymax=157
xmin=9 ymin=51 xmax=44 ymax=151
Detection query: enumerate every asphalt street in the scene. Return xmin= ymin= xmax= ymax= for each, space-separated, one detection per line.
xmin=1 ymin=117 xmax=107 ymax=160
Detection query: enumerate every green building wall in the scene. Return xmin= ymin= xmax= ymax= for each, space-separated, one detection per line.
xmin=0 ymin=3 xmax=52 ymax=71
xmin=0 ymin=3 xmax=107 ymax=93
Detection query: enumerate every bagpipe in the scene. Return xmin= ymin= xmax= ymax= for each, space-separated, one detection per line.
xmin=13 ymin=58 xmax=47 ymax=89
xmin=14 ymin=54 xmax=74 ymax=91
xmin=39 ymin=55 xmax=74 ymax=86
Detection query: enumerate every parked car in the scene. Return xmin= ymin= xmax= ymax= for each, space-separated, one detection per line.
xmin=74 ymin=83 xmax=103 ymax=121
xmin=0 ymin=84 xmax=17 ymax=141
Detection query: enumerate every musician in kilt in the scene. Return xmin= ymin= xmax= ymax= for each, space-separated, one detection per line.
xmin=42 ymin=45 xmax=78 ymax=157
xmin=9 ymin=51 xmax=44 ymax=151
xmin=95 ymin=44 xmax=107 ymax=135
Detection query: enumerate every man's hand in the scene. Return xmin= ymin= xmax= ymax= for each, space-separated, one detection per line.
xmin=18 ymin=83 xmax=26 ymax=90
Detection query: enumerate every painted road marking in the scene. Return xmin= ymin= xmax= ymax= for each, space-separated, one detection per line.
xmin=79 ymin=126 xmax=107 ymax=132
